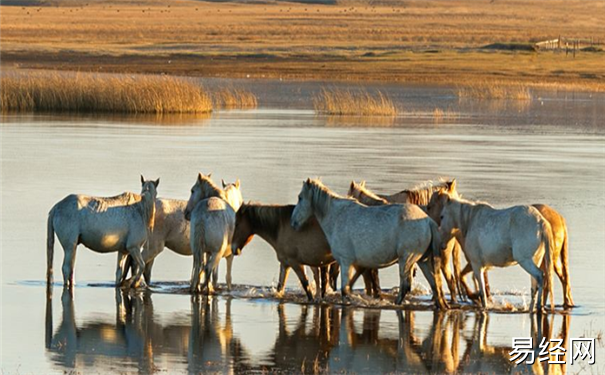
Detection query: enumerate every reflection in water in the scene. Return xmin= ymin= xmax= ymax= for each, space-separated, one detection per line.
xmin=44 ymin=290 xmax=572 ymax=374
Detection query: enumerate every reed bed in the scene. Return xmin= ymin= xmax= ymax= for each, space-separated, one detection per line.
xmin=457 ymin=82 xmax=532 ymax=100
xmin=1 ymin=72 xmax=213 ymax=114
xmin=211 ymin=88 xmax=257 ymax=109
xmin=313 ymin=88 xmax=397 ymax=116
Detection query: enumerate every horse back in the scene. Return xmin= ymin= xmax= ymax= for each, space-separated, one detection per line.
xmin=155 ymin=198 xmax=191 ymax=254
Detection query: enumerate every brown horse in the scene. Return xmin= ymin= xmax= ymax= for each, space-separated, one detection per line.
xmin=231 ymin=202 xmax=336 ymax=300
xmin=347 ymin=179 xmax=463 ymax=303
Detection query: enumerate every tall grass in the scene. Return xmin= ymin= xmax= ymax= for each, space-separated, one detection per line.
xmin=212 ymin=88 xmax=257 ymax=109
xmin=313 ymin=88 xmax=397 ymax=116
xmin=1 ymin=71 xmax=213 ymax=114
xmin=457 ymin=82 xmax=532 ymax=100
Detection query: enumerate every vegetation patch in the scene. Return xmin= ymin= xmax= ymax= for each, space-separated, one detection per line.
xmin=1 ymin=71 xmax=213 ymax=114
xmin=313 ymin=88 xmax=397 ymax=116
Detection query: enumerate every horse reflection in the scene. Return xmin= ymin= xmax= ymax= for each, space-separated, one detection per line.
xmin=268 ymin=304 xmax=340 ymax=372
xmin=45 ymin=291 xmax=571 ymax=374
xmin=46 ymin=289 xmax=187 ymax=373
xmin=45 ymin=290 xmax=249 ymax=374
xmin=187 ymin=295 xmax=250 ymax=374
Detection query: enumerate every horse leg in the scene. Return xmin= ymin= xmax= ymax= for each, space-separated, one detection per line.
xmin=225 ymin=254 xmax=234 ymax=291
xmin=340 ymin=262 xmax=354 ymax=303
xmin=440 ymin=243 xmax=458 ymax=304
xmin=328 ymin=263 xmax=340 ymax=292
xmin=418 ymin=258 xmax=449 ymax=310
xmin=60 ymin=241 xmax=78 ymax=289
xmin=320 ymin=266 xmax=329 ymax=298
xmin=483 ymin=270 xmax=492 ymax=299
xmin=291 ymin=265 xmax=314 ymax=301
xmin=115 ymin=252 xmax=129 ymax=287
xmin=459 ymin=263 xmax=477 ymax=301
xmin=452 ymin=240 xmax=465 ymax=302
xmin=203 ymin=251 xmax=224 ymax=295
xmin=127 ymin=245 xmax=146 ymax=289
xmin=350 ymin=266 xmax=368 ymax=294
xmin=190 ymin=250 xmax=203 ymax=294
xmin=396 ymin=259 xmax=415 ymax=305
xmin=518 ymin=259 xmax=544 ymax=312
xmin=143 ymin=259 xmax=155 ymax=286
xmin=211 ymin=259 xmax=219 ymax=290
xmin=141 ymin=239 xmax=162 ymax=286
xmin=311 ymin=267 xmax=321 ymax=299
xmin=277 ymin=264 xmax=291 ymax=294
xmin=370 ymin=269 xmax=381 ymax=298
xmin=472 ymin=266 xmax=488 ymax=310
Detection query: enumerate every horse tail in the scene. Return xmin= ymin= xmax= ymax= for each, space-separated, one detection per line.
xmin=561 ymin=219 xmax=574 ymax=307
xmin=541 ymin=219 xmax=555 ymax=311
xmin=46 ymin=206 xmax=56 ymax=285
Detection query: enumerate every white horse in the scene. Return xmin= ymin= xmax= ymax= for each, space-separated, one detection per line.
xmin=435 ymin=192 xmax=554 ymax=311
xmin=47 ymin=176 xmax=159 ymax=288
xmin=347 ymin=179 xmax=464 ymax=303
xmin=291 ymin=178 xmax=448 ymax=308
xmin=129 ymin=179 xmax=242 ymax=290
xmin=184 ymin=173 xmax=236 ymax=294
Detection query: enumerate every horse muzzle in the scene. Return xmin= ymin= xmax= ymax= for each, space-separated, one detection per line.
xmin=291 ymin=219 xmax=301 ymax=231
xmin=232 ymin=245 xmax=242 ymax=256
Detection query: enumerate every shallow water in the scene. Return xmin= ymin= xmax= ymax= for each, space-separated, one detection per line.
xmin=1 ymin=81 xmax=604 ymax=374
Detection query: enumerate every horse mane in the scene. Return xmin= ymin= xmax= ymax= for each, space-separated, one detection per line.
xmin=307 ymin=179 xmax=349 ymax=217
xmin=403 ymin=179 xmax=455 ymax=206
xmin=138 ymin=194 xmax=156 ymax=233
xmin=199 ymin=176 xmax=227 ymax=200
xmin=350 ymin=182 xmax=388 ymax=205
xmin=239 ymin=202 xmax=293 ymax=240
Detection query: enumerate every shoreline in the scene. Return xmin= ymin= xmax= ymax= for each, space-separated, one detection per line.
xmin=3 ymin=50 xmax=604 ymax=92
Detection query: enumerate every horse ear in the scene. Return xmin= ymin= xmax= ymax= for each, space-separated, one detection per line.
xmin=221 ymin=179 xmax=227 ymax=188
xmin=360 ymin=180 xmax=366 ymax=187
xmin=140 ymin=175 xmax=145 ymax=185
xmin=235 ymin=179 xmax=241 ymax=189
xmin=448 ymin=179 xmax=457 ymax=192
xmin=305 ymin=177 xmax=311 ymax=185
xmin=207 ymin=173 xmax=212 ymax=179
xmin=154 ymin=178 xmax=160 ymax=188
xmin=350 ymin=181 xmax=355 ymax=189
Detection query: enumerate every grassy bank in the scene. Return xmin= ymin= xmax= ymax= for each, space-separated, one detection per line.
xmin=1 ymin=0 xmax=604 ymax=91
xmin=1 ymin=72 xmax=213 ymax=113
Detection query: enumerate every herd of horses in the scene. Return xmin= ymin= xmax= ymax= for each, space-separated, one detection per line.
xmin=46 ymin=173 xmax=574 ymax=312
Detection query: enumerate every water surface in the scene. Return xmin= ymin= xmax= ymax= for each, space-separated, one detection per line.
xmin=1 ymin=81 xmax=604 ymax=374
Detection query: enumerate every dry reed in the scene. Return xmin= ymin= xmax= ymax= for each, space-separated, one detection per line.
xmin=313 ymin=88 xmax=397 ymax=116
xmin=0 ymin=71 xmax=213 ymax=114
xmin=212 ymin=88 xmax=257 ymax=109
xmin=457 ymin=82 xmax=532 ymax=100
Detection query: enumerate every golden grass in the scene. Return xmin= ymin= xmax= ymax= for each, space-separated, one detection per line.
xmin=457 ymin=82 xmax=532 ymax=100
xmin=313 ymin=88 xmax=397 ymax=116
xmin=1 ymin=1 xmax=604 ymax=90
xmin=212 ymin=88 xmax=257 ymax=109
xmin=0 ymin=71 xmax=212 ymax=114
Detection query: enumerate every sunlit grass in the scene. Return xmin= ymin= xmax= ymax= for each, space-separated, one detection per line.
xmin=313 ymin=88 xmax=397 ymax=116
xmin=1 ymin=71 xmax=213 ymax=114
xmin=212 ymin=88 xmax=257 ymax=109
xmin=457 ymin=82 xmax=532 ymax=100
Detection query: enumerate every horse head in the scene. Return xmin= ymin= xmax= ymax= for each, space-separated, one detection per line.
xmin=140 ymin=175 xmax=160 ymax=201
xmin=291 ymin=178 xmax=318 ymax=231
xmin=231 ymin=203 xmax=254 ymax=256
xmin=222 ymin=179 xmax=243 ymax=211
